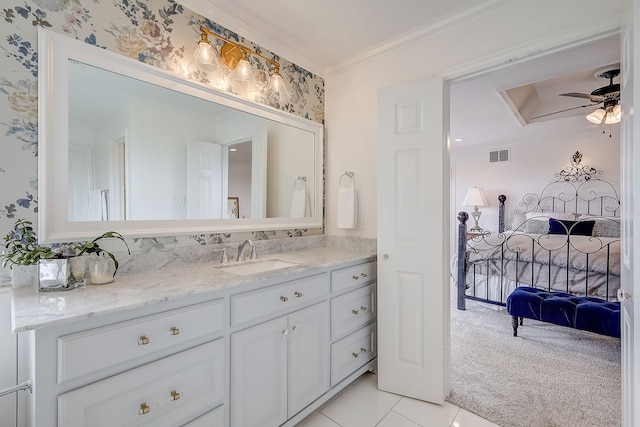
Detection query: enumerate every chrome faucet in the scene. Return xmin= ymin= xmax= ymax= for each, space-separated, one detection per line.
xmin=213 ymin=247 xmax=229 ymax=264
xmin=236 ymin=240 xmax=258 ymax=261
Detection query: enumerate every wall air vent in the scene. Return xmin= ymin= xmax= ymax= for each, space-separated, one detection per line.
xmin=489 ymin=149 xmax=510 ymax=163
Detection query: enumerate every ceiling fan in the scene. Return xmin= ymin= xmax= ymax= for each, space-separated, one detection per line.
xmin=530 ymin=67 xmax=621 ymax=124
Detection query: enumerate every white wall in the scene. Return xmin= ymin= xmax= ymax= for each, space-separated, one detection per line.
xmin=451 ymin=127 xmax=621 ymax=234
xmin=324 ymin=0 xmax=623 ymax=238
xmin=127 ymin=97 xmax=216 ymax=220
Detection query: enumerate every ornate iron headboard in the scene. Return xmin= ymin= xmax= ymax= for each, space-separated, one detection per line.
xmin=503 ymin=151 xmax=620 ymax=231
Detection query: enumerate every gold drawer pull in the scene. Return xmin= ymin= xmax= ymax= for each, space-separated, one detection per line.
xmin=138 ymin=335 xmax=150 ymax=346
xmin=171 ymin=390 xmax=181 ymax=401
xmin=280 ymin=296 xmax=288 ymax=302
xmin=352 ymin=347 xmax=368 ymax=358
xmin=294 ymin=291 xmax=303 ymax=298
xmin=170 ymin=326 xmax=181 ymax=336
xmin=351 ymin=305 xmax=368 ymax=315
xmin=352 ymin=272 xmax=369 ymax=280
xmin=139 ymin=402 xmax=150 ymax=415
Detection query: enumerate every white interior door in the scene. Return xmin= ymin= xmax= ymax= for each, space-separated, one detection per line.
xmin=620 ymin=2 xmax=638 ymax=425
xmin=377 ymin=79 xmax=450 ymax=403
xmin=187 ymin=140 xmax=223 ymax=219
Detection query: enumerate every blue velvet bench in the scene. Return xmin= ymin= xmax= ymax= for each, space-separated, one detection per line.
xmin=506 ymin=287 xmax=621 ymax=338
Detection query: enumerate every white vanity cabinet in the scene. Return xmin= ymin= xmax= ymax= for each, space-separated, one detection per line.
xmin=231 ymin=301 xmax=330 ymax=427
xmin=329 ymin=262 xmax=377 ymax=386
xmin=26 ymin=298 xmax=226 ymax=427
xmin=58 ymin=339 xmax=224 ymax=427
xmin=20 ymin=255 xmax=377 ymax=427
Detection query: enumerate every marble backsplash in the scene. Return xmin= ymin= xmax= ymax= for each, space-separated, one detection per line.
xmin=111 ymin=235 xmax=376 ymax=275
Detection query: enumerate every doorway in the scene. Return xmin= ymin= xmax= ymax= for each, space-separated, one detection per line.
xmin=447 ymin=31 xmax=623 ymax=424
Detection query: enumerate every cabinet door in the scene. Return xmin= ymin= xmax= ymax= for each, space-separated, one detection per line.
xmin=288 ymin=302 xmax=330 ymax=417
xmin=231 ymin=317 xmax=288 ymax=427
xmin=0 ymin=291 xmax=17 ymax=427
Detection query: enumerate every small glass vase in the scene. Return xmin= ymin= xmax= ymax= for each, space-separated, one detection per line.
xmin=89 ymin=254 xmax=115 ymax=285
xmin=38 ymin=257 xmax=86 ymax=292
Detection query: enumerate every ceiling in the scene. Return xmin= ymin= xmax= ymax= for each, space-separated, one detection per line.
xmin=180 ymin=0 xmax=621 ymax=147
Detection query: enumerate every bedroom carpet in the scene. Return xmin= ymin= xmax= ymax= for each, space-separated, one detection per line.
xmin=447 ymin=295 xmax=621 ymax=427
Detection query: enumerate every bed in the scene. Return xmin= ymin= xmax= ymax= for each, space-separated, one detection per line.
xmin=454 ymin=151 xmax=621 ymax=311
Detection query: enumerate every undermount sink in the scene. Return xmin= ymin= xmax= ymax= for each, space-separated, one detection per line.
xmin=217 ymin=259 xmax=299 ymax=275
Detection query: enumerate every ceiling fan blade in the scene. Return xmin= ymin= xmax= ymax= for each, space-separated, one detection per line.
xmin=560 ymin=92 xmax=603 ymax=102
xmin=529 ymin=103 xmax=596 ymax=120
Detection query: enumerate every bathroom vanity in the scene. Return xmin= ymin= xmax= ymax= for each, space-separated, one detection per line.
xmin=12 ymin=244 xmax=377 ymax=427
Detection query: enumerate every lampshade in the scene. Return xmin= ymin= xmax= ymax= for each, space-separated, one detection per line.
xmin=189 ymin=36 xmax=222 ymax=77
xmin=266 ymin=67 xmax=291 ymax=105
xmin=462 ymin=187 xmax=488 ymax=207
xmin=586 ymin=108 xmax=607 ymax=124
xmin=586 ymin=104 xmax=622 ymax=125
xmin=231 ymin=52 xmax=260 ymax=93
xmin=605 ymin=105 xmax=622 ymax=124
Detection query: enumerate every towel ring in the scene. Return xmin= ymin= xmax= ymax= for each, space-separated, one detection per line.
xmin=294 ymin=176 xmax=307 ymax=189
xmin=339 ymin=171 xmax=354 ymax=186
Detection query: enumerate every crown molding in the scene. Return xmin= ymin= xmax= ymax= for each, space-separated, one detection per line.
xmin=325 ymin=0 xmax=512 ymax=75
xmin=438 ymin=21 xmax=622 ymax=82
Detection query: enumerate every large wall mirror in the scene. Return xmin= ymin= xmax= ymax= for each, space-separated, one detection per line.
xmin=38 ymin=29 xmax=323 ymax=243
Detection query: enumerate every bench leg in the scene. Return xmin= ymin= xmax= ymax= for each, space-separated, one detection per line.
xmin=511 ymin=315 xmax=520 ymax=337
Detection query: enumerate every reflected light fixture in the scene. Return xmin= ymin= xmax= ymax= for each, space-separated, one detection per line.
xmin=192 ymin=26 xmax=291 ymax=104
xmin=462 ymin=187 xmax=489 ymax=232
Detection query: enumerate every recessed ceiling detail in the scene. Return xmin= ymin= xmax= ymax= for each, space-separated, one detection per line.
xmin=500 ymin=63 xmax=621 ymax=125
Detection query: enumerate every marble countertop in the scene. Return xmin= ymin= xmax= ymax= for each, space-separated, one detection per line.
xmin=11 ymin=245 xmax=376 ymax=333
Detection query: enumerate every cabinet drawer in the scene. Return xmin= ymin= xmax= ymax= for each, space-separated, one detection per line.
xmin=331 ymin=261 xmax=376 ymax=293
xmin=231 ymin=274 xmax=329 ymax=326
xmin=331 ymin=283 xmax=376 ymax=340
xmin=58 ymin=339 xmax=224 ymax=427
xmin=58 ymin=299 xmax=224 ymax=384
xmin=331 ymin=323 xmax=376 ymax=386
xmin=184 ymin=405 xmax=224 ymax=426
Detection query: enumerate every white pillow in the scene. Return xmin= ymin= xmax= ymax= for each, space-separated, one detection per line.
xmin=525 ymin=212 xmax=574 ymax=221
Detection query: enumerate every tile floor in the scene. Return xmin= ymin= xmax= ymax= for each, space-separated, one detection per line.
xmin=298 ymin=373 xmax=499 ymax=427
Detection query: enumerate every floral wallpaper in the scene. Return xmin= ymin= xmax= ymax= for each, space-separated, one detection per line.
xmin=0 ymin=0 xmax=325 ymax=280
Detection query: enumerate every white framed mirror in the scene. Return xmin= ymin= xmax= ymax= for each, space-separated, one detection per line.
xmin=38 ymin=28 xmax=323 ymax=243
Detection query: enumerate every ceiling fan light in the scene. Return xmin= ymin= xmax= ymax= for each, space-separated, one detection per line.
xmin=613 ymin=104 xmax=622 ymax=121
xmin=604 ymin=111 xmax=621 ymax=125
xmin=586 ymin=108 xmax=606 ymax=124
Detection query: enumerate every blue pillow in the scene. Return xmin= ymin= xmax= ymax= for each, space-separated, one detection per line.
xmin=548 ymin=218 xmax=595 ymax=236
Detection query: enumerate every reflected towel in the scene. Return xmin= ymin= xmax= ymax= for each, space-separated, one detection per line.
xmin=88 ymin=189 xmax=109 ymax=221
xmin=337 ymin=180 xmax=357 ymax=229
xmin=290 ymin=185 xmax=310 ymax=217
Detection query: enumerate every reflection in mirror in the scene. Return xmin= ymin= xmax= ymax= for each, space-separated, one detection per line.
xmin=38 ymin=28 xmax=323 ymax=243
xmin=68 ymin=60 xmax=315 ymax=222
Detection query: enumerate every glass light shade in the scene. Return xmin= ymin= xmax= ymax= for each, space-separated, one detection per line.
xmin=462 ymin=187 xmax=488 ymax=207
xmin=231 ymin=54 xmax=259 ymax=93
xmin=586 ymin=108 xmax=606 ymax=124
xmin=604 ymin=110 xmax=621 ymax=125
xmin=266 ymin=72 xmax=291 ymax=105
xmin=188 ymin=40 xmax=222 ymax=79
xmin=613 ymin=104 xmax=622 ymax=121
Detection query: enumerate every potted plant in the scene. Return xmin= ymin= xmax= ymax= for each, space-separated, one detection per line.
xmin=1 ymin=219 xmax=130 ymax=290
xmin=74 ymin=231 xmax=131 ymax=285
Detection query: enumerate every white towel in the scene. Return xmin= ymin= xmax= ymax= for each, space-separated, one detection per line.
xmin=337 ymin=180 xmax=357 ymax=229
xmin=88 ymin=189 xmax=109 ymax=221
xmin=290 ymin=184 xmax=310 ymax=217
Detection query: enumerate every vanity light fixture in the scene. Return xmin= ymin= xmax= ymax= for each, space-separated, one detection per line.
xmin=192 ymin=26 xmax=291 ymax=103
